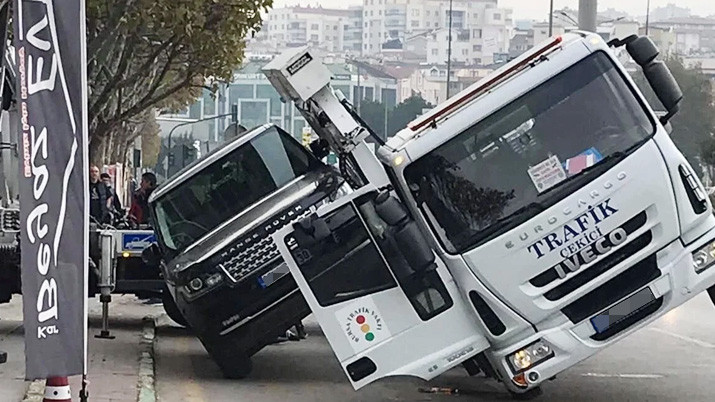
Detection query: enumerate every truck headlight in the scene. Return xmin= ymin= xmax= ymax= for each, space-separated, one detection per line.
xmin=692 ymin=239 xmax=715 ymax=274
xmin=507 ymin=339 xmax=554 ymax=374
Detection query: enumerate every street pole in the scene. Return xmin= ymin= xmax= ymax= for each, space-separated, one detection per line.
xmin=446 ymin=0 xmax=453 ymax=100
xmin=645 ymin=0 xmax=651 ymax=35
xmin=578 ymin=0 xmax=597 ymax=32
xmin=549 ymin=0 xmax=554 ymax=36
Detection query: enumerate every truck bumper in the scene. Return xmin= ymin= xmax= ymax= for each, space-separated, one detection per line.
xmin=489 ymin=231 xmax=715 ymax=393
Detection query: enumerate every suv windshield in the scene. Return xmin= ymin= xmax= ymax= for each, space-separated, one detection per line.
xmin=404 ymin=52 xmax=654 ymax=254
xmin=154 ymin=126 xmax=320 ymax=252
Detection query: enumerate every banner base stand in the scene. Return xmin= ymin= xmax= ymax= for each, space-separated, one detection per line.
xmin=95 ymin=294 xmax=115 ymax=339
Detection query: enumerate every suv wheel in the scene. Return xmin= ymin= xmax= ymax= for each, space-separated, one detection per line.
xmin=162 ymin=288 xmax=188 ymax=327
xmin=214 ymin=353 xmax=253 ymax=379
xmin=708 ymin=285 xmax=715 ymax=307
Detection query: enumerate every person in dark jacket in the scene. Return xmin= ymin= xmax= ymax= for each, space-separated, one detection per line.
xmin=129 ymin=172 xmax=157 ymax=225
xmin=89 ymin=165 xmax=110 ymax=223
xmin=101 ymin=172 xmax=122 ymax=213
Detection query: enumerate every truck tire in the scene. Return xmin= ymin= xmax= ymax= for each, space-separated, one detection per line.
xmin=708 ymin=285 xmax=715 ymax=307
xmin=508 ymin=386 xmax=543 ymax=400
xmin=214 ymin=353 xmax=253 ymax=380
xmin=162 ymin=288 xmax=188 ymax=327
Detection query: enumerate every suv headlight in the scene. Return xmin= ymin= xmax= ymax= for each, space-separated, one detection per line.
xmin=507 ymin=339 xmax=555 ymax=374
xmin=692 ymin=239 xmax=715 ymax=274
xmin=180 ymin=263 xmax=225 ymax=300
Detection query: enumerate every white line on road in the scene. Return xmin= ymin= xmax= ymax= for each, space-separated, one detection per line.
xmin=648 ymin=327 xmax=715 ymax=348
xmin=581 ymin=373 xmax=664 ymax=379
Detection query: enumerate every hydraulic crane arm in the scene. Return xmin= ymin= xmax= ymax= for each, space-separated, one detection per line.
xmin=262 ymin=47 xmax=390 ymax=190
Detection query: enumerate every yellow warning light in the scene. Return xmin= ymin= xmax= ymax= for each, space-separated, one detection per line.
xmin=393 ymin=155 xmax=405 ymax=166
xmin=122 ymin=251 xmax=130 ymax=258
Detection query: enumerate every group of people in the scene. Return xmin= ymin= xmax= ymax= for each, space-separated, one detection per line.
xmin=89 ymin=165 xmax=157 ymax=226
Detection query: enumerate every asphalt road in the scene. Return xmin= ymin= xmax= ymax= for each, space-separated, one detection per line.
xmin=154 ymin=292 xmax=715 ymax=402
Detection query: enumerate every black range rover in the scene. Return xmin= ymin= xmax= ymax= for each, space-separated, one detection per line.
xmin=146 ymin=124 xmax=344 ymax=378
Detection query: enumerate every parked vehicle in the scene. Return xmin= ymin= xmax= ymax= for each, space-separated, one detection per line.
xmin=144 ymin=123 xmax=345 ymax=378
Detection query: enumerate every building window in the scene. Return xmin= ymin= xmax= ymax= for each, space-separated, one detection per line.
xmin=431 ymin=49 xmax=438 ymax=55
xmin=473 ymin=44 xmax=482 ymax=51
xmin=364 ymin=10 xmax=368 ymax=16
xmin=472 ymin=29 xmax=482 ymax=38
xmin=311 ymin=24 xmax=319 ymax=30
xmin=379 ymin=10 xmax=382 ymax=15
xmin=462 ymin=49 xmax=468 ymax=55
xmin=411 ymin=20 xmax=419 ymax=27
xmin=412 ymin=9 xmax=419 ymax=16
xmin=426 ymin=22 xmax=430 ymax=27
xmin=494 ymin=13 xmax=501 ymax=20
xmin=473 ymin=13 xmax=478 ymax=18
xmin=311 ymin=34 xmax=319 ymax=41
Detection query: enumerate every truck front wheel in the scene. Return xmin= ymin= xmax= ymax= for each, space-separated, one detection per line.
xmin=708 ymin=285 xmax=715 ymax=307
xmin=508 ymin=386 xmax=543 ymax=400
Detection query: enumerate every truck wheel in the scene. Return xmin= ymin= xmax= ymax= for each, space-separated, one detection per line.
xmin=162 ymin=289 xmax=188 ymax=327
xmin=508 ymin=386 xmax=543 ymax=400
xmin=215 ymin=354 xmax=253 ymax=380
xmin=708 ymin=285 xmax=715 ymax=307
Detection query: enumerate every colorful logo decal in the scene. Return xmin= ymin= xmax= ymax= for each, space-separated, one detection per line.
xmin=336 ymin=298 xmax=391 ymax=354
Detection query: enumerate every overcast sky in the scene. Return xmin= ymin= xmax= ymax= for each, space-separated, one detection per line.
xmin=272 ymin=0 xmax=715 ymax=20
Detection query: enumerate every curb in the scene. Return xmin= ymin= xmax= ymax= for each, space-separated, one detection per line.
xmin=137 ymin=315 xmax=157 ymax=402
xmin=21 ymin=379 xmax=45 ymax=402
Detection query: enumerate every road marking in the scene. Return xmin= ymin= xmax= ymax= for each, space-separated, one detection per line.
xmin=648 ymin=327 xmax=715 ymax=348
xmin=582 ymin=373 xmax=663 ymax=379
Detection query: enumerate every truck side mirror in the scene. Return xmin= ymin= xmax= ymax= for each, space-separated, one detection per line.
xmin=626 ymin=36 xmax=683 ymax=124
xmin=373 ymin=191 xmax=435 ymax=272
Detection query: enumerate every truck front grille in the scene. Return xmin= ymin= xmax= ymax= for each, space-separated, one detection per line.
xmin=529 ymin=211 xmax=648 ymax=300
xmin=217 ymin=204 xmax=313 ymax=283
xmin=561 ymin=253 xmax=660 ymax=323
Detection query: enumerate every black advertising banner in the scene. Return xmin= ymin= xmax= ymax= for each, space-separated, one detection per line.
xmin=14 ymin=0 xmax=88 ymax=378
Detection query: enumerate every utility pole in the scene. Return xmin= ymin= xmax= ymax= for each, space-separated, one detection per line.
xmin=578 ymin=0 xmax=597 ymax=32
xmin=645 ymin=0 xmax=651 ymax=35
xmin=549 ymin=0 xmax=554 ymax=36
xmin=446 ymin=0 xmax=453 ymax=100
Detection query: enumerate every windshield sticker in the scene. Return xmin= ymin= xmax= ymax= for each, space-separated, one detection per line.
xmin=564 ymin=148 xmax=603 ymax=176
xmin=528 ymin=155 xmax=567 ymax=193
xmin=336 ymin=298 xmax=392 ymax=354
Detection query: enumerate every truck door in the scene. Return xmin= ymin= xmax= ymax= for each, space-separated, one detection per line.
xmin=273 ymin=185 xmax=490 ymax=389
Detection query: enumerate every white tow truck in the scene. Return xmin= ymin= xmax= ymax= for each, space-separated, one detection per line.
xmin=263 ymin=32 xmax=715 ymax=398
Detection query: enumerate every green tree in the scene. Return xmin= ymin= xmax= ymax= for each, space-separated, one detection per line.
xmin=631 ymin=58 xmax=715 ymax=175
xmin=86 ymin=0 xmax=272 ymax=164
xmin=387 ymin=95 xmax=432 ymax=137
xmin=359 ymin=99 xmax=387 ymax=140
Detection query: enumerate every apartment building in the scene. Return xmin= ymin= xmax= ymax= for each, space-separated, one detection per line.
xmin=264 ymin=6 xmax=351 ymax=52
xmin=361 ymin=0 xmax=513 ymax=65
xmin=651 ymin=17 xmax=715 ymax=55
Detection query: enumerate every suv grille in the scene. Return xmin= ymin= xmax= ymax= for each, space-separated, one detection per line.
xmin=218 ymin=204 xmax=313 ymax=283
xmin=1 ymin=209 xmax=20 ymax=232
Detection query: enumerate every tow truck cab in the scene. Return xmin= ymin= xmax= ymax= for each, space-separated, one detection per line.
xmin=147 ymin=123 xmax=343 ymax=378
xmin=272 ymin=32 xmax=715 ymax=396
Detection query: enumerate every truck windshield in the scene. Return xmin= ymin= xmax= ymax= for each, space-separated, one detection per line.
xmin=154 ymin=126 xmax=320 ymax=252
xmin=404 ymin=52 xmax=654 ymax=254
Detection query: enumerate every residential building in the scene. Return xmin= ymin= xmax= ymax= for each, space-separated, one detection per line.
xmin=264 ymin=6 xmax=351 ymax=51
xmin=361 ymin=0 xmax=513 ymax=65
xmin=651 ymin=17 xmax=715 ymax=55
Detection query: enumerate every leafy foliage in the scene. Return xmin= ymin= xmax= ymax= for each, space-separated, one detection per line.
xmin=631 ymin=58 xmax=715 ymax=174
xmin=86 ymin=0 xmax=272 ymax=163
xmin=359 ymin=95 xmax=432 ymax=140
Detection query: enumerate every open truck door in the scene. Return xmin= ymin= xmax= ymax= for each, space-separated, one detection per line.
xmin=274 ymin=185 xmax=490 ymax=389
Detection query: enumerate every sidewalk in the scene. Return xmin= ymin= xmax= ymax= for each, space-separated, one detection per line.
xmin=0 ymin=295 xmax=163 ymax=402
